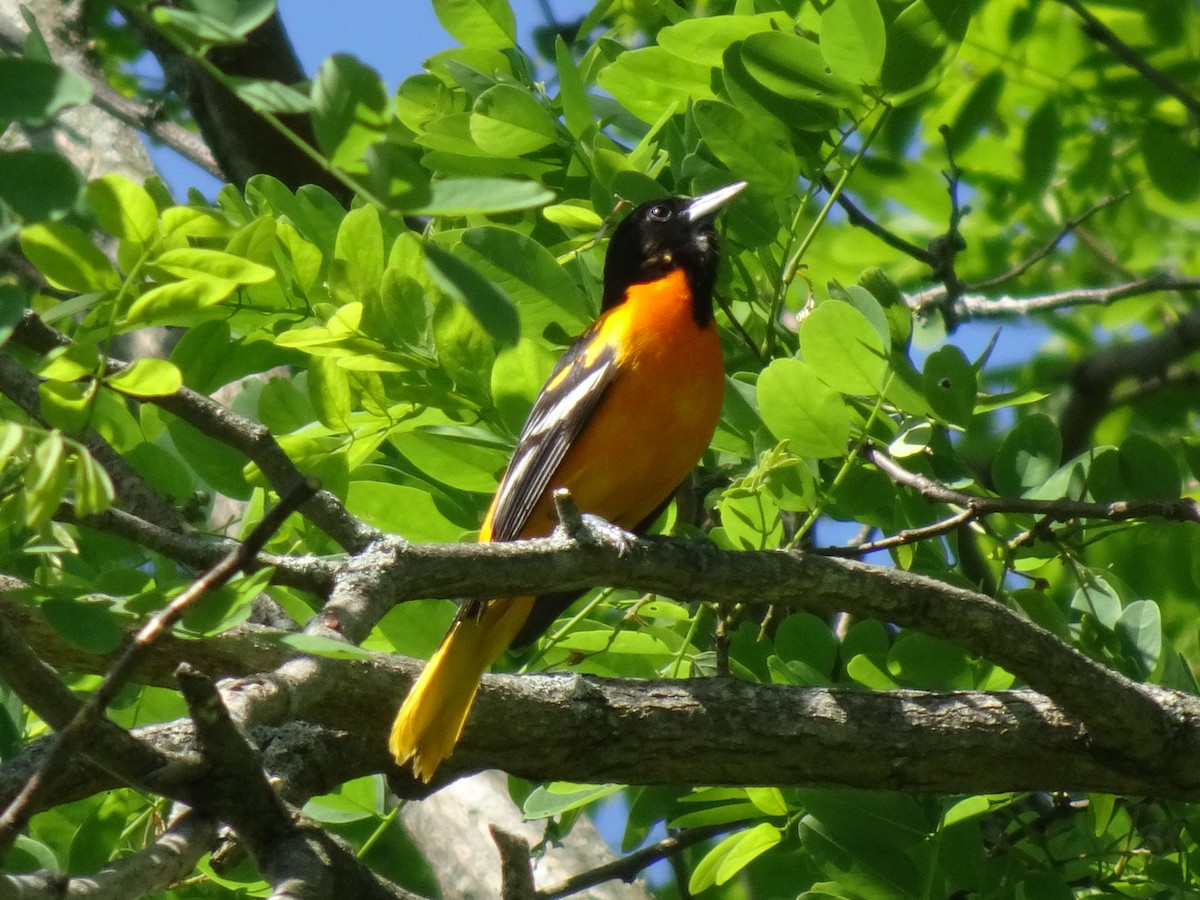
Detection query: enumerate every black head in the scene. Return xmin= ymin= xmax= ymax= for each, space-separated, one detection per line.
xmin=601 ymin=182 xmax=747 ymax=327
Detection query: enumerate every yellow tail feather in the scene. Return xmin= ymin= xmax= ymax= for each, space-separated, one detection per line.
xmin=389 ymin=596 xmax=534 ymax=782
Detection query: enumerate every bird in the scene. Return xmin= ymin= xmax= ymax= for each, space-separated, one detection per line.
xmin=389 ymin=181 xmax=747 ymax=781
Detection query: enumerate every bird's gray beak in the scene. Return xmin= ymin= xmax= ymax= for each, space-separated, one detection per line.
xmin=683 ymin=181 xmax=749 ymax=223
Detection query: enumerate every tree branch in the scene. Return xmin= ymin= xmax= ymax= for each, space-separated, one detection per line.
xmin=908 ymin=273 xmax=1200 ymax=320
xmin=6 ymin=531 xmax=1200 ymax=798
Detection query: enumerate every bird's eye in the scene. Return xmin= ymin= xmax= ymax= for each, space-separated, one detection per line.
xmin=648 ymin=204 xmax=671 ymax=222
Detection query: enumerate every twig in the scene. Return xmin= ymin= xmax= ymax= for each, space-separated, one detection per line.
xmin=1058 ymin=0 xmax=1200 ymax=122
xmin=968 ymin=192 xmax=1130 ymax=291
xmin=927 ymin=125 xmax=969 ymax=329
xmin=0 ymin=479 xmax=316 ymax=853
xmin=819 ymin=506 xmax=975 ymax=558
xmin=827 ymin=183 xmax=936 ymax=266
xmin=865 ymin=444 xmax=1200 ymax=526
xmin=536 ymin=825 xmax=728 ymax=900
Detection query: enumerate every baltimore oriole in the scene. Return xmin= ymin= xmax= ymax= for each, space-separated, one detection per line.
xmin=389 ymin=181 xmax=747 ymax=781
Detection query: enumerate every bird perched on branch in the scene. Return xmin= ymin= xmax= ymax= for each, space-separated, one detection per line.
xmin=390 ymin=181 xmax=747 ymax=781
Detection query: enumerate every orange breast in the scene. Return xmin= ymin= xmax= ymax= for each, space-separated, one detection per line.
xmin=518 ymin=268 xmax=725 ymax=538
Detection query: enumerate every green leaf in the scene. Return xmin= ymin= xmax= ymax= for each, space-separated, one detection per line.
xmin=310 ymin=54 xmax=389 ymax=166
xmin=124 ymin=278 xmax=239 ymax=325
xmin=992 ymin=414 xmax=1060 ymax=497
xmin=433 ymin=0 xmax=516 ymax=50
xmin=280 ymin=633 xmax=374 ymax=660
xmin=657 ymin=13 xmax=790 ymax=67
xmin=20 ymin=222 xmax=120 ymax=292
xmin=942 ymin=795 xmax=991 ymax=829
xmin=0 ymin=58 xmax=91 ymax=122
xmin=24 ymin=430 xmax=68 ymax=527
xmin=424 ymin=242 xmax=519 ymax=345
xmin=757 ymin=358 xmax=851 ymax=459
xmin=73 ymin=451 xmax=115 ymax=516
xmin=391 ymin=427 xmax=509 ymax=493
xmin=798 ymin=300 xmax=888 ymax=395
xmin=740 ymin=31 xmax=863 ymax=109
xmin=821 ymin=0 xmax=888 ymax=84
xmin=947 ymin=69 xmax=1004 ymax=152
xmin=1022 ymin=98 xmax=1060 ymax=199
xmin=523 ymin=783 xmax=621 ymax=819
xmin=922 ymin=345 xmax=975 ymax=426
xmin=597 ymin=47 xmax=712 ymax=125
xmin=412 ymin=177 xmax=554 ymax=216
xmin=106 ymin=358 xmax=183 ymax=398
xmin=692 ymin=100 xmax=799 ymax=194
xmin=457 ymin=226 xmax=591 ymax=330
xmin=555 ymin=35 xmax=591 ymax=139
xmin=881 ymin=0 xmax=970 ymax=104
xmin=86 ymin=174 xmax=159 ymax=243
xmin=0 ymin=151 xmax=83 ymax=222
xmin=1115 ymin=599 xmax=1162 ymax=679
xmin=1141 ymin=120 xmax=1200 ymax=202
xmin=345 ymin=481 xmax=466 ymax=542
xmin=228 ymin=77 xmax=313 ymax=114
xmin=1118 ymin=434 xmax=1181 ymax=501
xmin=690 ymin=823 xmax=782 ymax=892
xmin=1071 ymin=577 xmax=1121 ymax=629
xmin=152 ymin=248 xmax=275 ymax=284
xmin=42 ymin=597 xmax=124 ymax=654
xmin=470 ymin=84 xmax=558 ymax=156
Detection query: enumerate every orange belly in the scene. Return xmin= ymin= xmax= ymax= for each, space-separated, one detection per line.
xmin=514 ymin=268 xmax=725 ymax=539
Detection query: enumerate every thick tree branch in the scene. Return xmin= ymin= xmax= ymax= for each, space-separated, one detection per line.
xmin=6 ymin=532 xmax=1200 ymax=799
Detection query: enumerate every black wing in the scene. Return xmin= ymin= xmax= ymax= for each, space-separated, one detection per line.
xmin=487 ymin=330 xmax=619 ymax=543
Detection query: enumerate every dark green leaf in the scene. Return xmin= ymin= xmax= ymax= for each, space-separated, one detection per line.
xmin=992 ymin=414 xmax=1060 ymax=497
xmin=1118 ymin=434 xmax=1181 ymax=500
xmin=1141 ymin=120 xmax=1200 ymax=202
xmin=424 ymin=241 xmax=519 ymax=345
xmin=922 ymin=345 xmax=975 ymax=426
xmin=0 ymin=151 xmax=83 ymax=222
xmin=0 ymin=59 xmax=91 ymax=122
xmin=1022 ymin=98 xmax=1060 ymax=198
xmin=740 ymin=31 xmax=863 ymax=109
xmin=310 ymin=54 xmax=389 ymax=165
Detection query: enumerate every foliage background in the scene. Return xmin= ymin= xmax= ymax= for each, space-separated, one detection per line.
xmin=3 ymin=0 xmax=1200 ymax=897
